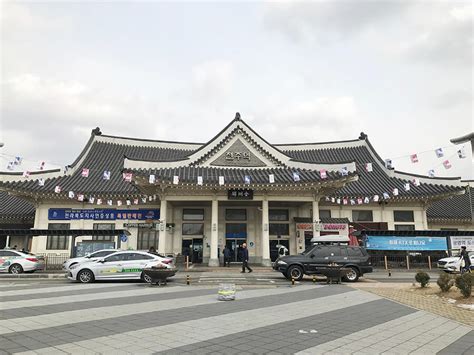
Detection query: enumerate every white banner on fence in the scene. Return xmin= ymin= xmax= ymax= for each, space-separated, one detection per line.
xmin=450 ymin=236 xmax=474 ymax=251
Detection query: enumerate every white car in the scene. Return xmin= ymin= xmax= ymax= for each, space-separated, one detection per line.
xmin=67 ymin=250 xmax=174 ymax=283
xmin=0 ymin=250 xmax=45 ymax=274
xmin=437 ymin=252 xmax=474 ymax=273
xmin=63 ymin=249 xmax=119 ymax=270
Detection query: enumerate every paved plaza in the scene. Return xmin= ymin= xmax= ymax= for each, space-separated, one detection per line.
xmin=0 ymin=280 xmax=472 ymax=355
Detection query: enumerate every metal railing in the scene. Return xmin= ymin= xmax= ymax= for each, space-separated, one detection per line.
xmin=38 ymin=254 xmax=69 ymax=271
xmin=369 ymin=254 xmax=446 ymax=270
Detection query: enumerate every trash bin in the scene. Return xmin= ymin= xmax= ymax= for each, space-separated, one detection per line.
xmin=218 ymin=283 xmax=236 ymax=301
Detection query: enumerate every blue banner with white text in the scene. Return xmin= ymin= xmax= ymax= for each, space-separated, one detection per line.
xmin=365 ymin=236 xmax=448 ymax=251
xmin=48 ymin=208 xmax=160 ymax=221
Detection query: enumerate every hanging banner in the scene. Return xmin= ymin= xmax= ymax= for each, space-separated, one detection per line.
xmin=365 ymin=236 xmax=447 ymax=251
xmin=450 ymin=236 xmax=474 ymax=251
xmin=48 ymin=208 xmax=160 ymax=221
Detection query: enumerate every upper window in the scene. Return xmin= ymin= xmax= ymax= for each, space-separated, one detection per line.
xmin=269 ymin=209 xmax=289 ymax=221
xmin=395 ymin=224 xmax=415 ymax=231
xmin=352 ymin=210 xmax=373 ymax=222
xmin=93 ymin=223 xmax=114 ymax=241
xmin=319 ymin=210 xmax=331 ymax=219
xmin=183 ymin=209 xmax=204 ymax=221
xmin=225 ymin=209 xmax=247 ymax=221
xmin=47 ymin=223 xmax=70 ymax=250
xmin=182 ymin=223 xmax=204 ymax=235
xmin=269 ymin=223 xmax=290 ymax=236
xmin=394 ymin=211 xmax=414 ymax=222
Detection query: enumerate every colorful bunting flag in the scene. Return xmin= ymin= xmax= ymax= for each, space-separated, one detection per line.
xmin=435 ymin=148 xmax=444 ymax=158
xmin=443 ymin=160 xmax=452 ymax=169
xmin=38 ymin=178 xmax=45 ymax=186
xmin=457 ymin=148 xmax=466 ymax=159
xmin=269 ymin=174 xmax=275 ymax=183
xmin=14 ymin=156 xmax=22 ymax=165
xmin=197 ymin=176 xmax=203 ymax=185
xmin=134 ymin=198 xmax=139 ymax=205
xmin=89 ymin=196 xmax=95 ymax=204
xmin=383 ymin=192 xmax=390 ymax=199
xmin=107 ymin=200 xmax=113 ymax=206
xmin=219 ymin=176 xmax=225 ymax=185
xmin=336 ymin=198 xmax=341 ymax=204
xmin=364 ymin=197 xmax=370 ymax=204
xmin=320 ymin=169 xmax=327 ymax=179
xmin=384 ymin=159 xmax=393 ymax=169
xmin=331 ymin=197 xmax=336 ymax=203
xmin=81 ymin=168 xmax=89 ymax=177
xmin=77 ymin=194 xmax=84 ymax=202
xmin=173 ymin=175 xmax=179 ymax=185
xmin=365 ymin=163 xmax=373 ymax=172
xmin=117 ymin=200 xmax=122 ymax=206
xmin=428 ymin=169 xmax=435 ymax=178
xmin=126 ymin=200 xmax=131 ymax=206
xmin=244 ymin=175 xmax=251 ymax=184
xmin=325 ymin=197 xmax=330 ymax=202
xmin=68 ymin=191 xmax=75 ymax=199
xmin=412 ymin=178 xmax=420 ymax=186
xmin=357 ymin=198 xmax=363 ymax=205
xmin=103 ymin=171 xmax=111 ymax=180
xmin=22 ymin=171 xmax=30 ymax=178
xmin=410 ymin=154 xmax=418 ymax=163
xmin=124 ymin=172 xmax=133 ymax=182
xmin=343 ymin=198 xmax=348 ymax=205
xmin=393 ymin=188 xmax=399 ymax=196
xmin=97 ymin=198 xmax=102 ymax=205
xmin=141 ymin=197 xmax=147 ymax=203
xmin=293 ymin=172 xmax=300 ymax=182
xmin=373 ymin=195 xmax=380 ymax=202
xmin=350 ymin=199 xmax=355 ymax=205
xmin=148 ymin=196 xmax=153 ymax=201
xmin=149 ymin=174 xmax=156 ymax=184
xmin=6 ymin=162 xmax=14 ymax=170
xmin=404 ymin=183 xmax=410 ymax=191
xmin=340 ymin=167 xmax=348 ymax=176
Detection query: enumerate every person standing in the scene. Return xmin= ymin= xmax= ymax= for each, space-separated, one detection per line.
xmin=460 ymin=246 xmax=471 ymax=273
xmin=240 ymin=243 xmax=252 ymax=273
xmin=223 ymin=245 xmax=231 ymax=267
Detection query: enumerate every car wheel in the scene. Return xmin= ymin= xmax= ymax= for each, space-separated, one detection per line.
xmin=9 ymin=264 xmax=24 ymax=274
xmin=343 ymin=266 xmax=359 ymax=282
xmin=77 ymin=269 xmax=95 ymax=283
xmin=141 ymin=272 xmax=152 ymax=283
xmin=287 ymin=265 xmax=304 ymax=281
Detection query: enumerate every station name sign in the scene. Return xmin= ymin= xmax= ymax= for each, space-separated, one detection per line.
xmin=48 ymin=208 xmax=160 ymax=221
xmin=228 ymin=189 xmax=253 ymax=200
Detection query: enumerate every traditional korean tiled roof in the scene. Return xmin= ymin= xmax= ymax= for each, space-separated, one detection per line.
xmin=0 ymin=191 xmax=35 ymax=222
xmin=427 ymin=185 xmax=473 ymax=222
xmin=294 ymin=217 xmax=351 ymax=224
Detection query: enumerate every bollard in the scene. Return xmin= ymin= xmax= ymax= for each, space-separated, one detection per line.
xmin=428 ymin=255 xmax=432 ymax=270
xmin=291 ymin=277 xmax=295 ymax=286
xmin=186 ymin=275 xmax=190 ymax=285
xmin=312 ymin=275 xmax=316 ymax=284
xmin=388 ymin=269 xmax=391 ymax=277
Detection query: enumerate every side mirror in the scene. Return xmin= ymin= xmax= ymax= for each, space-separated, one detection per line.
xmin=98 ymin=259 xmax=106 ymax=263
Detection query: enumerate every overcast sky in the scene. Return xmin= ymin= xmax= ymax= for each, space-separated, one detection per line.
xmin=1 ymin=1 xmax=472 ymax=179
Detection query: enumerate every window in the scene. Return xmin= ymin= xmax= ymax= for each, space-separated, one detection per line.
xmin=394 ymin=211 xmax=414 ymax=222
xmin=226 ymin=223 xmax=247 ymax=238
xmin=269 ymin=223 xmax=290 ymax=236
xmin=93 ymin=223 xmax=114 ymax=241
xmin=90 ymin=250 xmax=116 ymax=258
xmin=0 ymin=251 xmax=18 ymax=257
xmin=183 ymin=209 xmax=204 ymax=221
xmin=395 ymin=224 xmax=415 ymax=231
xmin=225 ymin=209 xmax=247 ymax=221
xmin=319 ymin=210 xmax=331 ymax=219
xmin=347 ymin=247 xmax=364 ymax=257
xmin=47 ymin=223 xmax=70 ymax=250
xmin=182 ymin=223 xmax=204 ymax=235
xmin=128 ymin=253 xmax=154 ymax=260
xmin=269 ymin=209 xmax=289 ymax=221
xmin=105 ymin=253 xmax=128 ymax=262
xmin=352 ymin=210 xmax=373 ymax=222
xmin=137 ymin=229 xmax=159 ymax=250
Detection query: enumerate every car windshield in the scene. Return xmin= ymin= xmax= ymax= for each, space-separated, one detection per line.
xmin=301 ymin=246 xmax=315 ymax=255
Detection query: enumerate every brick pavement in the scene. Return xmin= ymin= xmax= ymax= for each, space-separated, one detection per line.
xmin=0 ymin=280 xmax=472 ymax=354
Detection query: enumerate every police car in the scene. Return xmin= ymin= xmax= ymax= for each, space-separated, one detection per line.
xmin=67 ymin=250 xmax=174 ymax=283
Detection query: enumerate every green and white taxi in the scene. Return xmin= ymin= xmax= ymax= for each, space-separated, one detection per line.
xmin=67 ymin=250 xmax=173 ymax=283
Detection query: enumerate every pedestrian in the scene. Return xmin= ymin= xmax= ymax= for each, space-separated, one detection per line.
xmin=223 ymin=245 xmax=231 ymax=267
xmin=240 ymin=242 xmax=252 ymax=273
xmin=459 ymin=246 xmax=471 ymax=273
xmin=148 ymin=246 xmax=157 ymax=255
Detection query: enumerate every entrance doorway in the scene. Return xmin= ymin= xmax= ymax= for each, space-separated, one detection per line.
xmin=270 ymin=240 xmax=290 ymax=262
xmin=182 ymin=239 xmax=203 ymax=263
xmin=304 ymin=231 xmax=313 ymax=251
xmin=225 ymin=239 xmax=246 ymax=262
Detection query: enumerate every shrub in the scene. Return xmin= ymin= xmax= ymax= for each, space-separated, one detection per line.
xmin=455 ymin=273 xmax=473 ymax=298
xmin=437 ymin=273 xmax=454 ymax=292
xmin=415 ymin=271 xmax=430 ymax=288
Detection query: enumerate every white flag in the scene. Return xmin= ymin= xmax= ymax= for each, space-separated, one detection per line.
xmin=410 ymin=154 xmax=418 ymax=163
xmin=293 ymin=172 xmax=300 ymax=182
xmin=443 ymin=160 xmax=451 ymax=169
xmin=373 ymin=195 xmax=379 ymax=202
xmin=404 ymin=183 xmax=410 ymax=191
xmin=269 ymin=174 xmax=275 ymax=183
xmin=103 ymin=171 xmax=111 ymax=180
xmin=107 ymin=200 xmax=113 ymax=206
xmin=97 ymin=198 xmax=102 ymax=205
xmin=117 ymin=200 xmax=122 ymax=206
xmin=54 ymin=186 xmax=61 ymax=193
xmin=38 ymin=178 xmax=45 ymax=186
xmin=384 ymin=159 xmax=393 ymax=169
xmin=38 ymin=161 xmax=46 ymax=170
xmin=22 ymin=171 xmax=30 ymax=178
xmin=428 ymin=169 xmax=435 ymax=178
xmin=173 ymin=175 xmax=179 ymax=185
xmin=141 ymin=197 xmax=147 ymax=203
xmin=68 ymin=191 xmax=75 ymax=199
xmin=123 ymin=173 xmax=133 ymax=182
xmin=393 ymin=188 xmax=399 ymax=196
xmin=364 ymin=197 xmax=370 ymax=204
xmin=244 ymin=175 xmax=251 ymax=184
xmin=336 ymin=198 xmax=341 ymax=204
xmin=197 ymin=176 xmax=203 ymax=185
xmin=89 ymin=196 xmax=95 ymax=204
xmin=365 ymin=163 xmax=373 ymax=172
xmin=325 ymin=197 xmax=330 ymax=202
xmin=126 ymin=199 xmax=131 ymax=206
xmin=81 ymin=168 xmax=89 ymax=177
xmin=435 ymin=148 xmax=444 ymax=158
xmin=412 ymin=178 xmax=420 ymax=186
xmin=63 ymin=166 xmax=69 ymax=174
xmin=357 ymin=198 xmax=363 ymax=205
xmin=383 ymin=192 xmax=390 ymax=199
xmin=457 ymin=148 xmax=466 ymax=159
xmin=349 ymin=199 xmax=355 ymax=205
xmin=340 ymin=167 xmax=348 ymax=176
xmin=218 ymin=176 xmax=224 ymax=185
xmin=14 ymin=156 xmax=22 ymax=165
xmin=149 ymin=174 xmax=156 ymax=184
xmin=77 ymin=194 xmax=84 ymax=202
xmin=134 ymin=198 xmax=139 ymax=205
xmin=6 ymin=162 xmax=14 ymax=170
xmin=343 ymin=198 xmax=348 ymax=205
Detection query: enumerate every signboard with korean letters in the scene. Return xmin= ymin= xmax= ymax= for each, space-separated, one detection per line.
xmin=450 ymin=236 xmax=474 ymax=251
xmin=48 ymin=208 xmax=160 ymax=221
xmin=365 ymin=236 xmax=448 ymax=251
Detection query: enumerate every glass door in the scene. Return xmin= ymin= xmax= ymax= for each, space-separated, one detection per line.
xmin=225 ymin=239 xmax=247 ymax=262
xmin=181 ymin=239 xmax=203 ymax=263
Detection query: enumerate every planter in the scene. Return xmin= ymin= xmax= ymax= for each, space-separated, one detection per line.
xmin=142 ymin=268 xmax=176 ymax=286
xmin=318 ymin=267 xmax=350 ymax=284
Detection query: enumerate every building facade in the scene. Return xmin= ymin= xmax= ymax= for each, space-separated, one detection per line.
xmin=0 ymin=114 xmax=469 ymax=264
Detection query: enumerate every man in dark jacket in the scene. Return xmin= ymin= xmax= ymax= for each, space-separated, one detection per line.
xmin=460 ymin=246 xmax=471 ymax=272
xmin=223 ymin=246 xmax=231 ymax=267
xmin=240 ymin=243 xmax=252 ymax=273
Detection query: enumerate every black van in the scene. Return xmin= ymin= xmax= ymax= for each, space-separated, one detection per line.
xmin=273 ymin=244 xmax=373 ymax=282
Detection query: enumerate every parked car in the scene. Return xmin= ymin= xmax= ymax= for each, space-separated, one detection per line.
xmin=273 ymin=244 xmax=373 ymax=282
xmin=437 ymin=252 xmax=474 ymax=273
xmin=67 ymin=250 xmax=174 ymax=283
xmin=63 ymin=249 xmax=119 ymax=270
xmin=0 ymin=250 xmax=45 ymax=274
